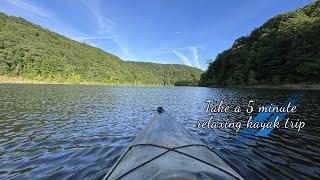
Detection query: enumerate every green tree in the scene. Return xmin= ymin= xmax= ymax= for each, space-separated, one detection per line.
xmin=248 ymin=70 xmax=258 ymax=85
xmin=200 ymin=0 xmax=320 ymax=86
xmin=0 ymin=12 xmax=203 ymax=86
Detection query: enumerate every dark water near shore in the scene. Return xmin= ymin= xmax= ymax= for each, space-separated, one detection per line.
xmin=0 ymin=84 xmax=319 ymax=179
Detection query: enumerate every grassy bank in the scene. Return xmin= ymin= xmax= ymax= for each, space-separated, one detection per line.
xmin=0 ymin=76 xmax=48 ymax=84
xmin=0 ymin=76 xmax=110 ymax=85
xmin=0 ymin=76 xmax=190 ymax=87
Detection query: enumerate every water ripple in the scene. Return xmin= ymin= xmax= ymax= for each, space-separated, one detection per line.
xmin=0 ymin=84 xmax=319 ymax=179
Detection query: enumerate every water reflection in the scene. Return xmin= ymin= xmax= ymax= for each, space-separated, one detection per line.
xmin=0 ymin=84 xmax=319 ymax=179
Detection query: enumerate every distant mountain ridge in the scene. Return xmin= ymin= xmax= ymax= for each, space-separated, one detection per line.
xmin=200 ymin=1 xmax=320 ymax=86
xmin=0 ymin=13 xmax=202 ymax=86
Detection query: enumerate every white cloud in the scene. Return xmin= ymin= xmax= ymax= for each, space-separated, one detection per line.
xmin=173 ymin=45 xmax=204 ymax=52
xmin=80 ymin=0 xmax=131 ymax=59
xmin=3 ymin=0 xmax=51 ymax=18
xmin=189 ymin=47 xmax=201 ymax=69
xmin=175 ymin=31 xmax=182 ymax=34
xmin=72 ymin=36 xmax=114 ymax=40
xmin=171 ymin=46 xmax=202 ymax=68
xmin=0 ymin=0 xmax=90 ymax=44
xmin=172 ymin=49 xmax=192 ymax=66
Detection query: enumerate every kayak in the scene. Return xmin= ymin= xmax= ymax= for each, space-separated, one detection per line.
xmin=103 ymin=108 xmax=243 ymax=180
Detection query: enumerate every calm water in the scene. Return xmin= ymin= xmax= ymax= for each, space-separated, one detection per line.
xmin=0 ymin=84 xmax=319 ymax=179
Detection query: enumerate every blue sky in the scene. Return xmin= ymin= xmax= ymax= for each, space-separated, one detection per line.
xmin=0 ymin=0 xmax=314 ymax=70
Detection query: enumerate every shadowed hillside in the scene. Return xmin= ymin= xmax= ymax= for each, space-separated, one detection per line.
xmin=200 ymin=1 xmax=320 ymax=86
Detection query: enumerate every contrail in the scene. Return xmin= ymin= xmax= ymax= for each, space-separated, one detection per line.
xmin=80 ymin=0 xmax=131 ymax=59
xmin=73 ymin=36 xmax=114 ymax=40
xmin=189 ymin=47 xmax=200 ymax=69
xmin=5 ymin=0 xmax=51 ymax=18
xmin=172 ymin=49 xmax=192 ymax=66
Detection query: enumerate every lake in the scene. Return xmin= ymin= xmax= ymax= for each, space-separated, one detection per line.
xmin=0 ymin=84 xmax=319 ymax=179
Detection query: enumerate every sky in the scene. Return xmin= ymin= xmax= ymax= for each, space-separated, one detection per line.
xmin=0 ymin=0 xmax=314 ymax=70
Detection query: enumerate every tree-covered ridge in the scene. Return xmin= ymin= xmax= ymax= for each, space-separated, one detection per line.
xmin=0 ymin=13 xmax=202 ymax=86
xmin=200 ymin=1 xmax=320 ymax=86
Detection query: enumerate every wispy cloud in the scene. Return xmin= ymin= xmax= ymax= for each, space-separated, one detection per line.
xmin=189 ymin=47 xmax=200 ymax=69
xmin=172 ymin=49 xmax=192 ymax=66
xmin=171 ymin=46 xmax=202 ymax=68
xmin=175 ymin=31 xmax=182 ymax=34
xmin=3 ymin=0 xmax=51 ymax=18
xmin=0 ymin=0 xmax=88 ymax=42
xmin=80 ymin=0 xmax=131 ymax=59
xmin=72 ymin=36 xmax=114 ymax=40
xmin=173 ymin=45 xmax=204 ymax=52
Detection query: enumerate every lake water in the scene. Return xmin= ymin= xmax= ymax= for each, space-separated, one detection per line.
xmin=0 ymin=84 xmax=319 ymax=179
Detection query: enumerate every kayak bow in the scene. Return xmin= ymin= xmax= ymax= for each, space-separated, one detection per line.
xmin=103 ymin=109 xmax=243 ymax=180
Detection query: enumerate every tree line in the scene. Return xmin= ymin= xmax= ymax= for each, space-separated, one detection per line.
xmin=0 ymin=13 xmax=202 ymax=86
xmin=200 ymin=1 xmax=320 ymax=86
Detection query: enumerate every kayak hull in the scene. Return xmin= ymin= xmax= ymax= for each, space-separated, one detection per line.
xmin=103 ymin=113 xmax=243 ymax=180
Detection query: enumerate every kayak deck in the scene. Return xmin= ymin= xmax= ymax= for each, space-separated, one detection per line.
xmin=103 ymin=112 xmax=243 ymax=180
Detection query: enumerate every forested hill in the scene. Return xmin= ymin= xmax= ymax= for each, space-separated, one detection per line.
xmin=200 ymin=1 xmax=320 ymax=86
xmin=0 ymin=13 xmax=202 ymax=86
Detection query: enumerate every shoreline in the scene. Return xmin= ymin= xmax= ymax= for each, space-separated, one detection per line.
xmin=1 ymin=76 xmax=319 ymax=90
xmin=209 ymin=84 xmax=320 ymax=90
xmin=0 ymin=76 xmax=102 ymax=85
xmin=0 ymin=76 xmax=178 ymax=87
